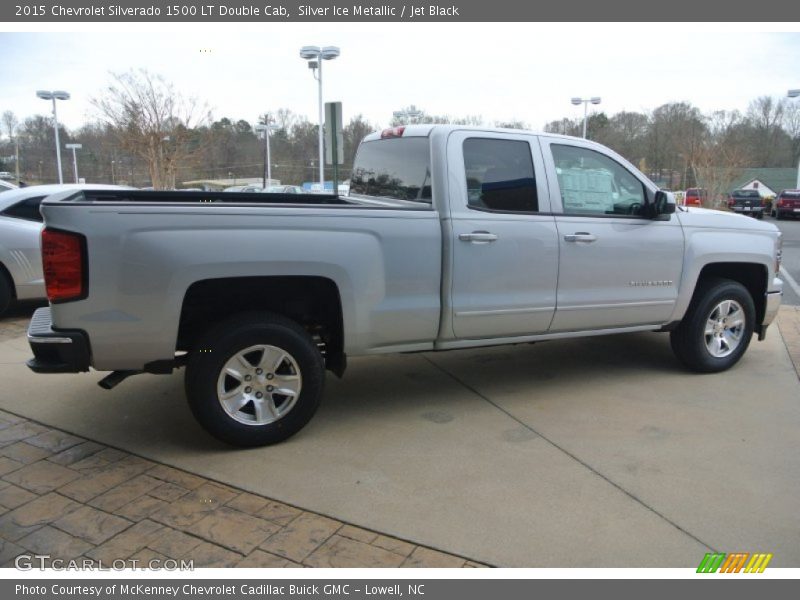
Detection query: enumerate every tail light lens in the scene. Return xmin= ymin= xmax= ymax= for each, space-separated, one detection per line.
xmin=727 ymin=197 xmax=735 ymax=207
xmin=42 ymin=228 xmax=86 ymax=303
xmin=380 ymin=126 xmax=405 ymax=139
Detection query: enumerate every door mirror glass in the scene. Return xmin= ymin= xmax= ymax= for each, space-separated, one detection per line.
xmin=653 ymin=190 xmax=676 ymax=218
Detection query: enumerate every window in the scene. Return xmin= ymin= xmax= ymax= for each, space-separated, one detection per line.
xmin=463 ymin=138 xmax=538 ymax=212
xmin=552 ymin=144 xmax=647 ymax=216
xmin=2 ymin=196 xmax=45 ymax=222
xmin=350 ymin=137 xmax=432 ymax=203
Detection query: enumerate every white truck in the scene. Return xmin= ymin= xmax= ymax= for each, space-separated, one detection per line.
xmin=26 ymin=125 xmax=783 ymax=446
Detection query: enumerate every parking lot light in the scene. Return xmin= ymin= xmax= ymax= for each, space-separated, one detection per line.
xmin=571 ymin=96 xmax=601 ymax=139
xmin=36 ymin=90 xmax=70 ymax=184
xmin=65 ymin=143 xmax=82 ymax=183
xmin=255 ymin=120 xmax=279 ymax=189
xmin=299 ymin=45 xmax=340 ymax=188
xmin=789 ymin=89 xmax=800 ymax=187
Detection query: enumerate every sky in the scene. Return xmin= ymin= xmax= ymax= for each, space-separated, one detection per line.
xmin=1 ymin=24 xmax=800 ymax=133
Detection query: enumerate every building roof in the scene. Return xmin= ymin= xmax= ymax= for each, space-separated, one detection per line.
xmin=730 ymin=168 xmax=798 ymax=194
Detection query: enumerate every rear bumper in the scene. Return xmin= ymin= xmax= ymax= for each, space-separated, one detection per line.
xmin=26 ymin=307 xmax=91 ymax=373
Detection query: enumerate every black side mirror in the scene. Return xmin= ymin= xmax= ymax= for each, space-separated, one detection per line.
xmin=650 ymin=190 xmax=676 ymax=219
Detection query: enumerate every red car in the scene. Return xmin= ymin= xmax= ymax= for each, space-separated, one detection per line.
xmin=684 ymin=188 xmax=707 ymax=207
xmin=773 ymin=189 xmax=800 ymax=220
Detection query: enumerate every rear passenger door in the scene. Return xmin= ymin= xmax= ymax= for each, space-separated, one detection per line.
xmin=540 ymin=137 xmax=684 ymax=332
xmin=447 ymin=131 xmax=559 ymax=339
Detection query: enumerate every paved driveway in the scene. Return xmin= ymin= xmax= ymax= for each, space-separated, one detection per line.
xmin=1 ymin=309 xmax=798 ymax=567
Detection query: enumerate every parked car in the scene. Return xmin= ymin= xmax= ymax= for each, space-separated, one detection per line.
xmin=727 ymin=189 xmax=764 ymax=219
xmin=0 ymin=184 xmax=132 ymax=317
xmin=772 ymin=189 xmax=800 ymax=220
xmin=27 ymin=126 xmax=782 ymax=446
xmin=263 ymin=185 xmax=303 ymax=194
xmin=684 ymin=188 xmax=707 ymax=207
xmin=0 ymin=179 xmax=18 ymax=193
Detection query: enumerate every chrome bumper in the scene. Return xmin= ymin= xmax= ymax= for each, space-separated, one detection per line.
xmin=762 ymin=277 xmax=783 ymax=328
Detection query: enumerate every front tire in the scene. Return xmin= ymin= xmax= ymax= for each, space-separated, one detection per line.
xmin=0 ymin=273 xmax=13 ymax=318
xmin=185 ymin=312 xmax=325 ymax=447
xmin=670 ymin=278 xmax=755 ymax=373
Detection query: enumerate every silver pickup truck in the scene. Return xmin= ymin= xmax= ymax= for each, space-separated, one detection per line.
xmin=27 ymin=125 xmax=783 ymax=446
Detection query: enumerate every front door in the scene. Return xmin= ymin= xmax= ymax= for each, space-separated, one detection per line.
xmin=540 ymin=137 xmax=685 ymax=332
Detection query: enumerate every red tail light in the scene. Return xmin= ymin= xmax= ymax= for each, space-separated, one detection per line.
xmin=727 ymin=197 xmax=735 ymax=207
xmin=380 ymin=126 xmax=405 ymax=139
xmin=42 ymin=228 xmax=86 ymax=303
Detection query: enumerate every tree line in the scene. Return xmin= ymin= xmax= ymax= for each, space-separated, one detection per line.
xmin=1 ymin=70 xmax=799 ymax=197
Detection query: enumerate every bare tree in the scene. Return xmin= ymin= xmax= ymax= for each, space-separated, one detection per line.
xmin=2 ymin=111 xmax=18 ymax=140
xmin=92 ymin=70 xmax=210 ymax=188
xmin=691 ymin=136 xmax=749 ymax=208
xmin=746 ymin=96 xmax=789 ymax=167
xmin=783 ymin=100 xmax=800 ymax=169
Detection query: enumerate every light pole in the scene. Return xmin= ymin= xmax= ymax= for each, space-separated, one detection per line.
xmin=65 ymin=143 xmax=82 ymax=183
xmin=393 ymin=106 xmax=423 ymax=124
xmin=790 ymin=89 xmax=800 ymax=188
xmin=300 ymin=45 xmax=340 ymax=188
xmin=36 ymin=90 xmax=70 ymax=184
xmin=571 ymin=96 xmax=601 ymax=139
xmin=255 ymin=120 xmax=279 ymax=189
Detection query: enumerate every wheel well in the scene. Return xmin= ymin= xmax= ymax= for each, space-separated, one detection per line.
xmin=0 ymin=262 xmax=16 ymax=299
xmin=696 ymin=263 xmax=767 ymax=329
xmin=177 ymin=276 xmax=345 ymax=374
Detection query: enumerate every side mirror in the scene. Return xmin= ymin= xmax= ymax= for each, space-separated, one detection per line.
xmin=651 ymin=190 xmax=676 ymax=219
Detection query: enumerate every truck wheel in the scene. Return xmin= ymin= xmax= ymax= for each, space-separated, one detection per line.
xmin=0 ymin=273 xmax=13 ymax=318
xmin=670 ymin=278 xmax=755 ymax=373
xmin=185 ymin=312 xmax=325 ymax=447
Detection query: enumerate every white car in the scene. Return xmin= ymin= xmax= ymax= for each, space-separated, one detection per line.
xmin=0 ymin=184 xmax=131 ymax=316
xmin=0 ymin=179 xmax=18 ymax=193
xmin=262 ymin=185 xmax=304 ymax=194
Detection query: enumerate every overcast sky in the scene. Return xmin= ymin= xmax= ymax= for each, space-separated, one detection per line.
xmin=2 ymin=25 xmax=799 ymax=133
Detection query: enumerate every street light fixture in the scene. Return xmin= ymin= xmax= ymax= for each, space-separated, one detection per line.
xmin=393 ymin=107 xmax=423 ymax=124
xmin=300 ymin=45 xmax=340 ymax=188
xmin=65 ymin=143 xmax=82 ymax=183
xmin=255 ymin=120 xmax=279 ymax=190
xmin=36 ymin=90 xmax=70 ymax=184
xmin=571 ymin=96 xmax=601 ymax=139
xmin=789 ymin=89 xmax=800 ymax=187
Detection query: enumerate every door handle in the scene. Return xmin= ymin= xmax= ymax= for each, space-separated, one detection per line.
xmin=563 ymin=232 xmax=597 ymax=243
xmin=459 ymin=231 xmax=498 ymax=244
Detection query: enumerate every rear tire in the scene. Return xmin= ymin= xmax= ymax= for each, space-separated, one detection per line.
xmin=0 ymin=273 xmax=13 ymax=318
xmin=670 ymin=278 xmax=755 ymax=373
xmin=185 ymin=312 xmax=325 ymax=447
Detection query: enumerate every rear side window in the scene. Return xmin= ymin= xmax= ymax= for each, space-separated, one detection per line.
xmin=463 ymin=138 xmax=538 ymax=212
xmin=350 ymin=138 xmax=432 ymax=203
xmin=2 ymin=196 xmax=45 ymax=222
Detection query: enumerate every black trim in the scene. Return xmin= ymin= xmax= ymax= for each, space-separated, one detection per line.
xmin=26 ymin=307 xmax=91 ymax=373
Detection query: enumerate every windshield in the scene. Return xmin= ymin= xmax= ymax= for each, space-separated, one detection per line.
xmin=350 ymin=137 xmax=432 ymax=203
